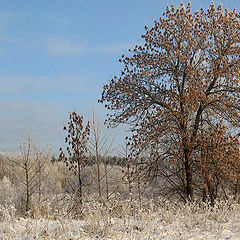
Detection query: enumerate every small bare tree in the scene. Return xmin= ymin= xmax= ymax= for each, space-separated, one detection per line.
xmin=118 ymin=141 xmax=133 ymax=200
xmin=59 ymin=111 xmax=90 ymax=204
xmin=88 ymin=110 xmax=116 ymax=200
xmin=6 ymin=137 xmax=50 ymax=214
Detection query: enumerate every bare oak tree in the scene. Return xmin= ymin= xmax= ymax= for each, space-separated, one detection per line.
xmin=100 ymin=2 xmax=240 ymax=201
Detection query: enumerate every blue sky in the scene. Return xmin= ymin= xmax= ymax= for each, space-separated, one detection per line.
xmin=1 ymin=0 xmax=239 ymax=154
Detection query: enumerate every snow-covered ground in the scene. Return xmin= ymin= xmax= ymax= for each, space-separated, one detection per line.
xmin=0 ymin=198 xmax=239 ymax=240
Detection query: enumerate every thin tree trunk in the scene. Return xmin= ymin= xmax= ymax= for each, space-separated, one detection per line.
xmin=234 ymin=179 xmax=239 ymax=201
xmin=77 ymin=159 xmax=82 ymax=204
xmin=202 ymin=185 xmax=207 ymax=202
xmin=97 ymin=157 xmax=102 ymax=199
xmin=25 ymin=165 xmax=30 ymax=212
xmin=206 ymin=176 xmax=216 ymax=207
xmin=137 ymin=172 xmax=142 ymax=204
xmin=181 ymin=158 xmax=187 ymax=201
xmin=127 ymin=161 xmax=132 ymax=202
xmin=184 ymin=150 xmax=193 ymax=201
xmin=104 ymin=162 xmax=109 ymax=201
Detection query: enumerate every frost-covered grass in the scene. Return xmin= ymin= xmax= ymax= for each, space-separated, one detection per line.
xmin=0 ymin=158 xmax=239 ymax=239
xmin=0 ymin=197 xmax=239 ymax=240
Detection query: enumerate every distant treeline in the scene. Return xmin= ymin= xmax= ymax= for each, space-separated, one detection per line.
xmin=51 ymin=155 xmax=128 ymax=167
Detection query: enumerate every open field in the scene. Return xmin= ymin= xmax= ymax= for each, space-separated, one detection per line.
xmin=0 ymin=149 xmax=239 ymax=240
xmin=0 ymin=194 xmax=239 ymax=240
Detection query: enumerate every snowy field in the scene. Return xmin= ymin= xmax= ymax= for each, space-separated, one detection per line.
xmin=0 ymin=198 xmax=239 ymax=240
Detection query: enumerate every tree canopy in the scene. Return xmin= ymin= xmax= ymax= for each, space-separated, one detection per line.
xmin=100 ymin=2 xmax=240 ymax=201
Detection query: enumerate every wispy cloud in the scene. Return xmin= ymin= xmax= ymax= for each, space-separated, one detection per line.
xmin=45 ymin=38 xmax=85 ymax=56
xmin=0 ymin=11 xmax=139 ymax=57
xmin=0 ymin=99 xmax=65 ymax=153
xmin=0 ymin=74 xmax=98 ymax=95
xmin=0 ymin=11 xmax=26 ymax=45
xmin=0 ymin=99 xmax=128 ymax=154
xmin=44 ymin=37 xmax=139 ymax=56
xmin=48 ymin=16 xmax=71 ymax=26
xmin=0 ymin=11 xmax=25 ymax=26
xmin=0 ymin=34 xmax=21 ymax=44
xmin=98 ymin=43 xmax=138 ymax=54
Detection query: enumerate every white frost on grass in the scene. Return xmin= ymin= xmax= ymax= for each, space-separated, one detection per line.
xmin=0 ymin=199 xmax=239 ymax=239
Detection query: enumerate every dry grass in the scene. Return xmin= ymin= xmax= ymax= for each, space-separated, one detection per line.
xmin=0 ymin=155 xmax=240 ymax=239
xmin=0 ymin=191 xmax=239 ymax=239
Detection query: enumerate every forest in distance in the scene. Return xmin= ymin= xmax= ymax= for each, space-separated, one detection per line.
xmin=1 ymin=2 xmax=240 ymax=239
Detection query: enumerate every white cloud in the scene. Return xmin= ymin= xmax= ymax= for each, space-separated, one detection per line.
xmin=0 ymin=99 xmax=128 ymax=154
xmin=0 ymin=12 xmax=27 ymax=45
xmin=0 ymin=74 xmax=98 ymax=95
xmin=0 ymin=11 xmax=25 ymax=27
xmin=44 ymin=37 xmax=138 ymax=56
xmin=0 ymin=100 xmax=65 ymax=153
xmin=98 ymin=43 xmax=137 ymax=54
xmin=0 ymin=34 xmax=21 ymax=45
xmin=48 ymin=16 xmax=71 ymax=26
xmin=45 ymin=38 xmax=85 ymax=56
xmin=0 ymin=10 xmax=139 ymax=57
